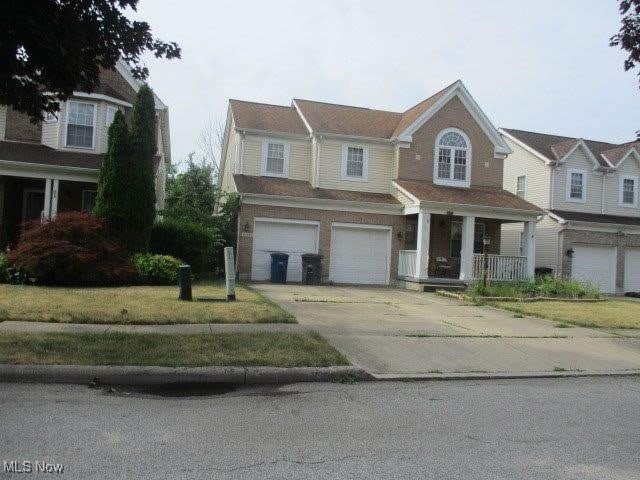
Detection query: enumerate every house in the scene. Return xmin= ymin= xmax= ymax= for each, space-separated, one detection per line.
xmin=0 ymin=60 xmax=171 ymax=249
xmin=500 ymin=128 xmax=640 ymax=294
xmin=218 ymin=81 xmax=542 ymax=287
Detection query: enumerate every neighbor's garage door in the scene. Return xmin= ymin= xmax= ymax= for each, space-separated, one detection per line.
xmin=330 ymin=224 xmax=391 ymax=285
xmin=624 ymin=247 xmax=640 ymax=293
xmin=251 ymin=219 xmax=319 ymax=282
xmin=571 ymin=244 xmax=617 ymax=294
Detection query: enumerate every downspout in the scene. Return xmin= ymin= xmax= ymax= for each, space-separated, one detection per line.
xmin=601 ymin=170 xmax=606 ymax=215
xmin=239 ymin=131 xmax=246 ymax=174
xmin=316 ymin=135 xmax=322 ymax=188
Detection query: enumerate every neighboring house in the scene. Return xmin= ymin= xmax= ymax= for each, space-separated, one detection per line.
xmin=0 ymin=60 xmax=171 ymax=249
xmin=218 ymin=80 xmax=541 ymax=287
xmin=500 ymin=128 xmax=640 ymax=294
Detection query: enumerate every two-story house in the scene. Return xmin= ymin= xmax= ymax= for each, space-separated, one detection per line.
xmin=0 ymin=60 xmax=171 ymax=249
xmin=218 ymin=81 xmax=542 ymax=287
xmin=500 ymin=128 xmax=640 ymax=294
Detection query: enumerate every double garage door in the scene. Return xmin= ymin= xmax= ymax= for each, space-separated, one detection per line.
xmin=251 ymin=218 xmax=391 ymax=284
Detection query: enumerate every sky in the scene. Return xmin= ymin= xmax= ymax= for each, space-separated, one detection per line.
xmin=130 ymin=0 xmax=639 ymax=166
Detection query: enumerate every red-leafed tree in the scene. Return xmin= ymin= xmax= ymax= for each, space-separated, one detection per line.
xmin=8 ymin=211 xmax=134 ymax=285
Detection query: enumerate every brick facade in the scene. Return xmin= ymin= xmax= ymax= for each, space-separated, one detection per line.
xmin=4 ymin=108 xmax=42 ymax=143
xmin=560 ymin=229 xmax=640 ymax=294
xmin=237 ymin=203 xmax=406 ymax=282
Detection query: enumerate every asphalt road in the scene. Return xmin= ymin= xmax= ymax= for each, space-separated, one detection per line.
xmin=1 ymin=378 xmax=639 ymax=479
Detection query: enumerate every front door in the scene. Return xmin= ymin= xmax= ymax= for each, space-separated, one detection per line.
xmin=22 ymin=189 xmax=45 ymax=223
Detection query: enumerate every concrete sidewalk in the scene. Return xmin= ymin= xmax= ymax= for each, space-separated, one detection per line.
xmin=0 ymin=320 xmax=307 ymax=334
xmin=254 ymin=284 xmax=640 ymax=379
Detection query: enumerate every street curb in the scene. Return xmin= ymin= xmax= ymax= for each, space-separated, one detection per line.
xmin=372 ymin=370 xmax=640 ymax=382
xmin=0 ymin=364 xmax=373 ymax=386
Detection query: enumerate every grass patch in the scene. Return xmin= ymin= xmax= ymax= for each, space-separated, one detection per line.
xmin=0 ymin=331 xmax=347 ymax=367
xmin=494 ymin=300 xmax=640 ymax=329
xmin=0 ymin=281 xmax=294 ymax=325
xmin=468 ymin=276 xmax=601 ymax=300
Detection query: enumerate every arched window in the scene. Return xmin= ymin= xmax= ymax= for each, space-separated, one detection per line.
xmin=434 ymin=129 xmax=471 ymax=187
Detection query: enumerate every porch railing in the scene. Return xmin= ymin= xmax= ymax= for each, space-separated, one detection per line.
xmin=398 ymin=250 xmax=417 ymax=278
xmin=473 ymin=254 xmax=527 ymax=281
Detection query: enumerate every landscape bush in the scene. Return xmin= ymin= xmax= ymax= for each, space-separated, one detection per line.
xmin=149 ymin=219 xmax=219 ymax=274
xmin=0 ymin=253 xmax=12 ymax=283
xmin=7 ymin=211 xmax=134 ymax=286
xmin=132 ymin=253 xmax=182 ymax=285
xmin=469 ymin=275 xmax=601 ymax=299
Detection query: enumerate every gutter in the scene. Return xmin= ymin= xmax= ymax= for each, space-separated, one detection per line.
xmin=240 ymin=192 xmax=404 ymax=214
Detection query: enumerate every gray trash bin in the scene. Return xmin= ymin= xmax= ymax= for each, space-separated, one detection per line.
xmin=301 ymin=254 xmax=323 ymax=285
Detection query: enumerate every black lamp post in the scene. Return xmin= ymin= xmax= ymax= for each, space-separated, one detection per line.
xmin=482 ymin=236 xmax=491 ymax=289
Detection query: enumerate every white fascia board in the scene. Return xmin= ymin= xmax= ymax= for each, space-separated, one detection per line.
xmin=291 ymin=100 xmax=315 ymax=135
xmin=564 ymin=220 xmax=640 ymax=234
xmin=409 ymin=199 xmax=541 ymax=222
xmin=217 ymin=106 xmax=234 ymax=188
xmin=547 ymin=211 xmax=567 ymax=224
xmin=0 ymin=159 xmax=98 ymax=182
xmin=70 ymin=91 xmax=133 ymax=108
xmin=614 ymin=147 xmax=640 ymax=169
xmin=391 ymin=181 xmax=420 ymax=205
xmin=241 ymin=193 xmax=403 ymax=215
xmin=114 ymin=60 xmax=167 ymax=109
xmin=499 ymin=128 xmax=553 ymax=165
xmin=237 ymin=128 xmax=309 ymax=140
xmin=310 ymin=131 xmax=392 ymax=145
xmin=396 ymin=81 xmax=510 ymax=158
xmin=561 ymin=139 xmax=606 ymax=169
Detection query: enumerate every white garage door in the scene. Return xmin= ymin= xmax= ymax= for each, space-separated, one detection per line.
xmin=330 ymin=224 xmax=391 ymax=285
xmin=571 ymin=244 xmax=617 ymax=294
xmin=251 ymin=219 xmax=319 ymax=282
xmin=624 ymin=248 xmax=640 ymax=293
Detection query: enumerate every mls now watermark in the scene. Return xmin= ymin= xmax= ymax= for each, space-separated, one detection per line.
xmin=3 ymin=460 xmax=64 ymax=474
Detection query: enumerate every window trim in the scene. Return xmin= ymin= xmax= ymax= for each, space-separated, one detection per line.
xmin=619 ymin=175 xmax=638 ymax=208
xmin=260 ymin=139 xmax=290 ymax=178
xmin=105 ymin=105 xmax=119 ymax=127
xmin=433 ymin=128 xmax=472 ymax=188
xmin=515 ymin=175 xmax=526 ymax=199
xmin=64 ymin=100 xmax=97 ymax=150
xmin=341 ymin=144 xmax=369 ymax=182
xmin=565 ymin=168 xmax=587 ymax=203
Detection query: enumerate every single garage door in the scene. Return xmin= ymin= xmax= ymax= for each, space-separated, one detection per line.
xmin=571 ymin=244 xmax=617 ymax=294
xmin=330 ymin=223 xmax=391 ymax=285
xmin=624 ymin=248 xmax=640 ymax=293
xmin=251 ymin=219 xmax=319 ymax=282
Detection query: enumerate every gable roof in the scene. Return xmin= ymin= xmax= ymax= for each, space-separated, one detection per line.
xmin=501 ymin=128 xmax=638 ymax=169
xmin=229 ymin=100 xmax=308 ymax=136
xmin=391 ymin=82 xmax=454 ymax=138
xmin=292 ymin=99 xmax=401 ymax=139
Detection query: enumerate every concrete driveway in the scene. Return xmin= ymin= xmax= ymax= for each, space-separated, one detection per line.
xmin=253 ymin=284 xmax=640 ymax=378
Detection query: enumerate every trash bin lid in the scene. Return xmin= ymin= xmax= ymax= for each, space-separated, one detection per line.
xmin=270 ymin=252 xmax=290 ymax=260
xmin=301 ymin=253 xmax=323 ymax=260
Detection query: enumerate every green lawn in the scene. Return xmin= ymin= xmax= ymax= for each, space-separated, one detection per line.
xmin=0 ymin=331 xmax=348 ymax=367
xmin=494 ymin=299 xmax=640 ymax=329
xmin=0 ymin=282 xmax=294 ymax=325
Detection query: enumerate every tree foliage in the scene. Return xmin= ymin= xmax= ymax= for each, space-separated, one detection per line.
xmin=2 ymin=0 xmax=180 ymax=122
xmin=127 ymin=84 xmax=158 ymax=252
xmin=611 ymin=0 xmax=640 ymax=84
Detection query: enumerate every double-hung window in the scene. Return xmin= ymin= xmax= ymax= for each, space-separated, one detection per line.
xmin=620 ymin=176 xmax=637 ymax=207
xmin=106 ymin=105 xmax=119 ymax=127
xmin=516 ymin=175 xmax=526 ymax=198
xmin=434 ymin=129 xmax=470 ymax=187
xmin=66 ymin=101 xmax=95 ymax=148
xmin=566 ymin=169 xmax=586 ymax=202
xmin=261 ymin=140 xmax=289 ymax=177
xmin=341 ymin=145 xmax=368 ymax=181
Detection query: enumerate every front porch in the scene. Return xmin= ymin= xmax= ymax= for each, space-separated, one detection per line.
xmin=0 ymin=174 xmax=97 ymax=248
xmin=397 ymin=212 xmax=535 ymax=284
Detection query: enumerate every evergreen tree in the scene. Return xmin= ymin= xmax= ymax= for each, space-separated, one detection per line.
xmin=94 ymin=110 xmax=131 ymax=243
xmin=128 ymin=84 xmax=158 ymax=252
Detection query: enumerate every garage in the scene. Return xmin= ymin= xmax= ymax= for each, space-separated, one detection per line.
xmin=329 ymin=223 xmax=391 ymax=285
xmin=571 ymin=244 xmax=617 ymax=294
xmin=251 ymin=218 xmax=319 ymax=282
xmin=624 ymin=248 xmax=640 ymax=293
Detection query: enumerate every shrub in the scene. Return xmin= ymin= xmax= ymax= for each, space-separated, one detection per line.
xmin=149 ymin=219 xmax=220 ymax=274
xmin=468 ymin=276 xmax=600 ymax=299
xmin=0 ymin=253 xmax=12 ymax=283
xmin=132 ymin=253 xmax=181 ymax=285
xmin=7 ymin=211 xmax=134 ymax=286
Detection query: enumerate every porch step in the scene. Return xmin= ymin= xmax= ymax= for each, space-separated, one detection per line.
xmin=419 ymin=283 xmax=467 ymax=293
xmin=397 ymin=278 xmax=467 ymax=293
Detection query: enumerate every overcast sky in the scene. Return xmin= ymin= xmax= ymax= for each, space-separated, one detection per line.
xmin=131 ymin=0 xmax=639 ymax=166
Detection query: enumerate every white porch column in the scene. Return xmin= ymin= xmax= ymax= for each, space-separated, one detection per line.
xmin=459 ymin=215 xmax=475 ymax=281
xmin=43 ymin=178 xmax=52 ymax=221
xmin=522 ymin=220 xmax=536 ymax=279
xmin=415 ymin=209 xmax=431 ymax=280
xmin=50 ymin=179 xmax=59 ymax=219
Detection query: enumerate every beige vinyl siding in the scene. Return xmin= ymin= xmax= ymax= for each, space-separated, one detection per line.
xmin=603 ymin=158 xmax=640 ymax=217
xmin=221 ymin=121 xmax=239 ymax=193
xmin=0 ymin=106 xmax=6 ymax=140
xmin=41 ymin=113 xmax=60 ymax=148
xmin=501 ymin=215 xmax=561 ymax=273
xmin=318 ymin=139 xmax=394 ymax=193
xmin=502 ymin=137 xmax=551 ymax=209
xmin=551 ymin=147 xmax=602 ymax=213
xmin=241 ymin=134 xmax=311 ymax=181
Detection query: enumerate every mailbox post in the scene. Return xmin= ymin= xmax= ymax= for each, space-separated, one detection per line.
xmin=179 ymin=264 xmax=192 ymax=301
xmin=224 ymin=247 xmax=236 ymax=301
